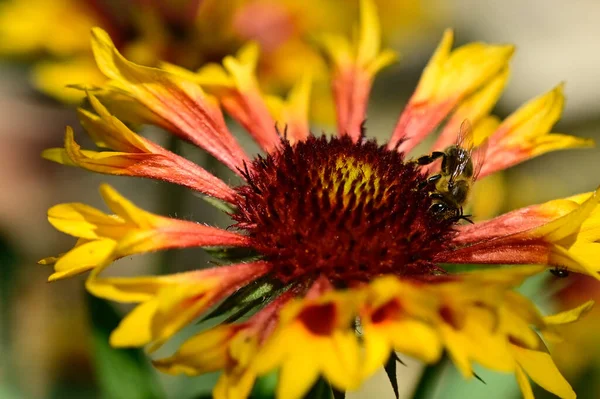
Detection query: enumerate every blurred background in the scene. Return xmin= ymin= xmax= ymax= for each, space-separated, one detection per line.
xmin=1 ymin=0 xmax=599 ymax=398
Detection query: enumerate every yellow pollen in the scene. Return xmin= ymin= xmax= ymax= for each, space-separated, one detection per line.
xmin=319 ymin=156 xmax=382 ymax=209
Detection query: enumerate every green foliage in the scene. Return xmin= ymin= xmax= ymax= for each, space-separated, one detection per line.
xmin=305 ymin=378 xmax=335 ymax=399
xmin=250 ymin=371 xmax=278 ymax=398
xmin=412 ymin=355 xmax=520 ymax=399
xmin=203 ymin=246 xmax=261 ymax=263
xmin=201 ymin=195 xmax=237 ymax=214
xmin=200 ymin=276 xmax=280 ymax=324
xmin=0 ymin=233 xmax=19 ymax=393
xmin=87 ymin=293 xmax=165 ymax=399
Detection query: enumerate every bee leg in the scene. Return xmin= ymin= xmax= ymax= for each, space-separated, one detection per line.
xmin=427 ymin=174 xmax=442 ymax=184
xmin=456 ymin=207 xmax=474 ymax=224
xmin=417 ymin=174 xmax=442 ymax=189
xmin=459 ymin=215 xmax=475 ymax=224
xmin=414 ymin=151 xmax=445 ymax=166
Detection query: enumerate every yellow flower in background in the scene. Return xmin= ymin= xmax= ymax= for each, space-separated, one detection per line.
xmin=40 ymin=0 xmax=598 ymax=398
xmin=551 ymin=274 xmax=600 ymax=381
xmin=0 ymin=0 xmax=434 ymax=106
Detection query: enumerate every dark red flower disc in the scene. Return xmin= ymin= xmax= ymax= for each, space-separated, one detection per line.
xmin=233 ymin=135 xmax=457 ymax=285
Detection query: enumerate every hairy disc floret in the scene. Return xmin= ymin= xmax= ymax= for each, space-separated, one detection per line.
xmin=233 ymin=135 xmax=457 ymax=284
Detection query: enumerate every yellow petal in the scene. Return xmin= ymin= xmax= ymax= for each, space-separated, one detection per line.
xmin=472 ymin=115 xmax=501 ymax=144
xmin=108 ymin=282 xmax=217 ymax=349
xmin=49 ymin=239 xmax=116 ymax=281
xmin=86 ymin=273 xmax=179 ymax=303
xmin=469 ymin=171 xmax=506 ymax=221
xmin=110 ymin=299 xmax=158 ymax=347
xmin=46 ymin=184 xmax=245 ymax=283
xmin=512 ymin=346 xmax=575 ymax=399
xmin=318 ymin=0 xmax=396 ymax=141
xmin=439 ymin=324 xmax=473 ymax=378
xmin=193 ymin=63 xmax=234 ymax=89
xmin=78 ymin=94 xmax=153 ymax=152
xmin=214 ymin=370 xmax=257 ymax=399
xmin=390 ymin=30 xmax=513 ymax=152
xmin=277 ymin=73 xmax=312 ymax=143
xmin=222 ymin=42 xmax=260 ymax=93
xmin=544 ymin=300 xmax=594 ymax=325
xmin=356 ymin=0 xmax=380 ymax=65
xmin=415 ymin=31 xmax=514 ymax=103
xmin=153 ymin=325 xmax=235 ymax=375
xmin=47 ymin=201 xmax=125 ymax=240
xmin=388 ymin=320 xmax=442 ymax=364
xmin=497 ymin=84 xmax=565 ymax=144
xmin=90 ymin=262 xmax=269 ymax=349
xmin=530 ymin=132 xmax=595 ymax=157
xmin=38 ymin=256 xmax=60 ymax=265
xmin=99 ymin=184 xmax=155 ymax=229
xmin=435 ymin=67 xmax=509 ymax=150
xmin=482 ymin=84 xmax=594 ymax=177
xmin=321 ymin=330 xmax=362 ymax=390
xmin=515 ymin=366 xmax=535 ymax=399
xmin=32 ymin=57 xmax=106 ymax=103
xmin=536 ymin=189 xmax=600 ymax=271
xmin=149 ymin=285 xmax=223 ymax=351
xmin=203 ymin=42 xmax=281 ymax=152
xmin=52 ymin=125 xmax=237 ymax=200
xmin=277 ymin=348 xmax=321 ymax=399
xmin=57 ymin=127 xmax=155 ymax=174
xmin=42 ymin=146 xmax=78 ymax=167
xmin=361 ymin=328 xmax=392 ymax=378
xmin=90 ymin=28 xmax=250 ymax=173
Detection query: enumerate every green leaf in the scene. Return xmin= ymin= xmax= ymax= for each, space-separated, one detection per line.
xmin=411 ymin=355 xmax=519 ymax=399
xmin=87 ymin=293 xmax=165 ymax=399
xmin=250 ymin=370 xmax=278 ymax=398
xmin=384 ymin=353 xmax=399 ymax=399
xmin=200 ymin=276 xmax=282 ymax=323
xmin=203 ymin=246 xmax=261 ymax=262
xmin=200 ymin=195 xmax=237 ymax=214
xmin=305 ymin=378 xmax=334 ymax=399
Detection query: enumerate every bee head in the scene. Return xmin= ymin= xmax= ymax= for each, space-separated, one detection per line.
xmin=429 ymin=201 xmax=458 ymax=220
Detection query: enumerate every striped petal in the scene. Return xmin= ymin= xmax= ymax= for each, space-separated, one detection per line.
xmin=480 ymin=85 xmax=593 ymax=178
xmin=41 ymin=184 xmax=249 ymax=281
xmin=320 ymin=0 xmax=396 ymax=141
xmin=253 ymin=289 xmax=363 ymax=399
xmin=90 ymin=27 xmax=250 ymax=174
xmin=389 ymin=30 xmax=514 ymax=153
xmin=194 ymin=43 xmax=282 ymax=153
xmin=438 ymin=188 xmax=600 ymax=279
xmin=432 ymin=67 xmax=510 ymax=151
xmin=266 ymin=73 xmax=312 ymax=144
xmin=43 ymin=126 xmax=237 ymax=202
xmin=87 ymin=261 xmax=271 ymax=351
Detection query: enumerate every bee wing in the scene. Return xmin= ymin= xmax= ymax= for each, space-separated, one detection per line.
xmin=472 ymin=136 xmax=489 ymax=181
xmin=455 ymin=119 xmax=475 ymax=150
xmin=448 ymin=120 xmax=475 ymax=183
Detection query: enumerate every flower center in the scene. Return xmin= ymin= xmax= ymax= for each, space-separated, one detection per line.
xmin=233 ymin=135 xmax=457 ymax=284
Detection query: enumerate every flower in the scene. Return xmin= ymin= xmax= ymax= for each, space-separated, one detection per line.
xmin=41 ymin=0 xmax=598 ymax=398
xmin=0 ymin=0 xmax=431 ymax=104
xmin=548 ymin=272 xmax=600 ymax=380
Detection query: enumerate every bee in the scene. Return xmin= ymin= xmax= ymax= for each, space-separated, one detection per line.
xmin=550 ymin=266 xmax=570 ymax=278
xmin=415 ymin=120 xmax=486 ymax=223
